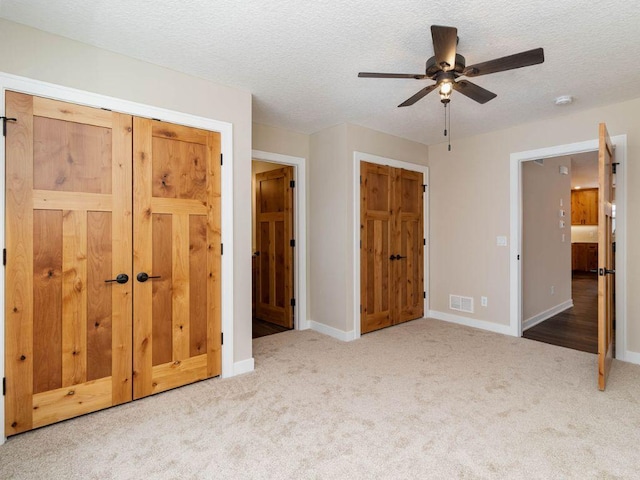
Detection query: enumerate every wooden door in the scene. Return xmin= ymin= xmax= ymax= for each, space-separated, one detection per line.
xmin=361 ymin=162 xmax=424 ymax=334
xmin=4 ymin=92 xmax=133 ymax=435
xmin=597 ymin=123 xmax=615 ymax=391
xmin=255 ymin=167 xmax=294 ymax=328
xmin=132 ymin=118 xmax=221 ymax=399
xmin=395 ymin=168 xmax=424 ymax=322
xmin=361 ymin=163 xmax=394 ymax=333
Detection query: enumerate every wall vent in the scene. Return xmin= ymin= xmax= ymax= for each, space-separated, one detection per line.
xmin=449 ymin=294 xmax=474 ymax=313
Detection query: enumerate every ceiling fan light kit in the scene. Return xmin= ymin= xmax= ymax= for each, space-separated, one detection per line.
xmin=358 ymin=25 xmax=545 ymax=150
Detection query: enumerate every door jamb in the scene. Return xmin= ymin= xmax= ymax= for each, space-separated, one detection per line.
xmin=252 ymin=150 xmax=308 ymax=331
xmin=0 ymin=72 xmax=236 ymax=444
xmin=353 ymin=151 xmax=429 ymax=340
xmin=510 ymin=135 xmax=627 ymax=359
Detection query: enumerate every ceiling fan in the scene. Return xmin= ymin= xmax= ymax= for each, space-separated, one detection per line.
xmin=358 ymin=25 xmax=545 ymax=107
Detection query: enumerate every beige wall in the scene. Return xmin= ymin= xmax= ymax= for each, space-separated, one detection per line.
xmin=522 ymin=157 xmax=572 ymax=322
xmin=0 ymin=19 xmax=254 ymax=363
xmin=253 ymin=122 xmax=309 ymax=159
xmin=308 ymin=123 xmax=429 ymax=334
xmin=428 ymin=96 xmax=640 ymax=356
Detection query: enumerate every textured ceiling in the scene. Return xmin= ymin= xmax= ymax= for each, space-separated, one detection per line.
xmin=1 ymin=0 xmax=639 ymax=145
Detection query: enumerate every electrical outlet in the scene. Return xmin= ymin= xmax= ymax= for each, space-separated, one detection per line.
xmin=481 ymin=296 xmax=488 ymax=307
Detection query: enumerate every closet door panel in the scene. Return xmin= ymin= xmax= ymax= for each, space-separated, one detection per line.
xmin=396 ymin=169 xmax=424 ymax=323
xmin=5 ymin=92 xmax=133 ymax=435
xmin=133 ymin=118 xmax=221 ymax=400
xmin=360 ymin=162 xmax=394 ymax=333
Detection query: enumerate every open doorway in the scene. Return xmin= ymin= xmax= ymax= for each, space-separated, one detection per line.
xmin=510 ymin=133 xmax=630 ymax=360
xmin=521 ymin=152 xmax=603 ymax=353
xmin=251 ymin=150 xmax=308 ymax=339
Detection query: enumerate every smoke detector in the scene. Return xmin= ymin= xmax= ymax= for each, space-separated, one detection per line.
xmin=554 ymin=95 xmax=574 ymax=106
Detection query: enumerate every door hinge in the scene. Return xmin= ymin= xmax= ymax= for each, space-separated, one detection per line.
xmin=2 ymin=248 xmax=6 ymax=266
xmin=1 ymin=116 xmax=17 ymax=136
xmin=423 ymin=291 xmax=426 ymax=299
xmin=290 ymin=180 xmax=295 ymax=188
xmin=220 ymin=153 xmax=223 ymax=166
xmin=2 ymin=377 xmax=5 ymax=396
xmin=423 ymin=238 xmax=426 ymax=246
xmin=422 ymin=184 xmax=427 ymax=192
xmin=517 ymin=255 xmax=520 ymax=260
xmin=290 ymin=239 xmax=295 ymax=247
xmin=221 ymin=243 xmax=223 ymax=255
xmin=612 ymin=162 xmax=619 ymax=174
xmin=290 ymin=298 xmax=296 ymax=307
xmin=221 ymin=332 xmax=223 ymax=345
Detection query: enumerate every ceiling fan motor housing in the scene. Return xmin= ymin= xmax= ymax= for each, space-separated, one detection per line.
xmin=426 ymin=53 xmax=466 ymax=77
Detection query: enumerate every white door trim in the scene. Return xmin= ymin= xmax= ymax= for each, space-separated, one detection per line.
xmin=251 ymin=150 xmax=308 ymax=331
xmin=509 ymin=135 xmax=628 ymax=361
xmin=0 ymin=72 xmax=235 ymax=444
xmin=353 ymin=151 xmax=429 ymax=339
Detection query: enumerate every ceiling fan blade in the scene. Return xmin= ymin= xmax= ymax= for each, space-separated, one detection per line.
xmin=452 ymin=80 xmax=497 ymax=104
xmin=463 ymin=47 xmax=544 ymax=77
xmin=398 ymin=84 xmax=438 ymax=107
xmin=431 ymin=25 xmax=458 ymax=72
xmin=358 ymin=72 xmax=427 ymax=79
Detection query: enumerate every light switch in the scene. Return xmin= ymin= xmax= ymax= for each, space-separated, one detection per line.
xmin=559 ymin=220 xmax=565 ymax=228
xmin=496 ymin=236 xmax=507 ymax=247
xmin=559 ymin=209 xmax=565 ymax=217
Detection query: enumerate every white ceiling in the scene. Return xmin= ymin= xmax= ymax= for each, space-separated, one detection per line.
xmin=1 ymin=0 xmax=639 ymax=145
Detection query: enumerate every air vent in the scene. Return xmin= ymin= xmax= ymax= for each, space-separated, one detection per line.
xmin=449 ymin=294 xmax=474 ymax=313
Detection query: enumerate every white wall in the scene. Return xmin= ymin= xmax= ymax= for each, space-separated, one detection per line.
xmin=0 ymin=19 xmax=254 ymax=365
xmin=428 ymin=96 xmax=640 ymax=358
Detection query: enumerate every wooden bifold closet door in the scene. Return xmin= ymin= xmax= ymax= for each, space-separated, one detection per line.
xmin=4 ymin=92 xmax=221 ymax=435
xmin=360 ymin=161 xmax=424 ymax=334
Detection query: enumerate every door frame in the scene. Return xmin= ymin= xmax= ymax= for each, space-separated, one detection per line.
xmin=0 ymin=72 xmax=235 ymax=443
xmin=353 ymin=152 xmax=429 ymax=339
xmin=252 ymin=150 xmax=308 ymax=331
xmin=510 ymin=135 xmax=627 ymax=360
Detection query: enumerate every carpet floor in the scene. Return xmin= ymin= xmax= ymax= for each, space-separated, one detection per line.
xmin=1 ymin=318 xmax=639 ymax=479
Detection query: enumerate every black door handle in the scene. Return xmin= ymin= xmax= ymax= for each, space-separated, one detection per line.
xmin=105 ymin=273 xmax=129 ymax=284
xmin=396 ymin=255 xmax=407 ymax=260
xmin=389 ymin=255 xmax=397 ymax=261
xmin=137 ymin=272 xmax=161 ymax=282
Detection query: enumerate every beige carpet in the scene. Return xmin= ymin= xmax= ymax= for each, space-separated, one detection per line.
xmin=1 ymin=318 xmax=640 ymax=479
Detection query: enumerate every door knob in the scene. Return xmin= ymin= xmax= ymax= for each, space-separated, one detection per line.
xmin=104 ymin=273 xmax=129 ymax=284
xmin=396 ymin=255 xmax=407 ymax=260
xmin=137 ymin=272 xmax=161 ymax=282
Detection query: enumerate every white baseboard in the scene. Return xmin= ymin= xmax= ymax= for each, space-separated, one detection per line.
xmin=428 ymin=310 xmax=514 ymax=336
xmin=309 ymin=320 xmax=356 ymax=342
xmin=232 ymin=358 xmax=255 ymax=377
xmin=522 ymin=299 xmax=573 ymax=331
xmin=622 ymin=350 xmax=640 ymax=365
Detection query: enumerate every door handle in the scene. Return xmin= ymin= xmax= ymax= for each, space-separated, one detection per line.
xmin=137 ymin=272 xmax=161 ymax=282
xmin=598 ymin=268 xmax=615 ymax=276
xmin=396 ymin=255 xmax=407 ymax=260
xmin=389 ymin=255 xmax=397 ymax=261
xmin=389 ymin=254 xmax=407 ymax=261
xmin=104 ymin=273 xmax=129 ymax=284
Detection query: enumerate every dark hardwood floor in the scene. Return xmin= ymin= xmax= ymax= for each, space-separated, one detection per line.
xmin=252 ymin=317 xmax=291 ymax=339
xmin=523 ymin=272 xmax=598 ymax=353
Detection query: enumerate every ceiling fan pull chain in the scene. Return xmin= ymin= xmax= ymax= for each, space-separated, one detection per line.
xmin=443 ymin=103 xmax=448 ymax=137
xmin=448 ymin=102 xmax=452 ymax=151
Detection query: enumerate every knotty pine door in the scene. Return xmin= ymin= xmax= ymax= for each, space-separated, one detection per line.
xmin=360 ymin=161 xmax=424 ymax=334
xmin=254 ymin=166 xmax=294 ymax=328
xmin=132 ymin=118 xmax=221 ymax=399
xmin=4 ymin=92 xmax=221 ymax=435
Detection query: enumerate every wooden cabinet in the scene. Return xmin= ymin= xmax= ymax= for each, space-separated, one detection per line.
xmin=571 ymin=188 xmax=598 ymax=225
xmin=572 ymin=243 xmax=598 ymax=272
